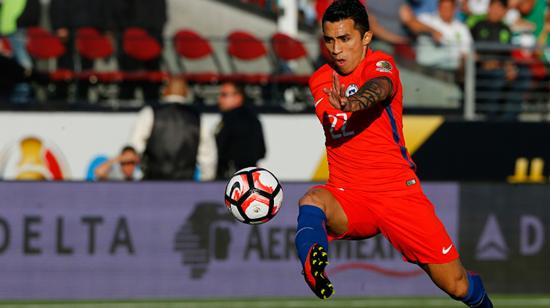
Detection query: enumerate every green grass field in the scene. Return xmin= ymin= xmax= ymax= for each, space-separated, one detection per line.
xmin=0 ymin=296 xmax=549 ymax=308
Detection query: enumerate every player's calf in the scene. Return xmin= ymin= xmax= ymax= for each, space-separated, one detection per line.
xmin=295 ymin=205 xmax=329 ymax=265
xmin=457 ymin=272 xmax=493 ymax=308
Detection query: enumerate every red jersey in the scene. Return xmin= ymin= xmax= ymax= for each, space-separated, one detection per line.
xmin=310 ymin=48 xmax=417 ymax=192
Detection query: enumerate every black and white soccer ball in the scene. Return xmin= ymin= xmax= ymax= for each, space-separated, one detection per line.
xmin=224 ymin=167 xmax=283 ymax=225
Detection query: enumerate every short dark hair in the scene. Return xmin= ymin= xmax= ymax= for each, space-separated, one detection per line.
xmin=221 ymin=81 xmax=246 ymax=99
xmin=490 ymin=0 xmax=507 ymax=6
xmin=121 ymin=145 xmax=137 ymax=154
xmin=322 ymin=0 xmax=370 ymax=36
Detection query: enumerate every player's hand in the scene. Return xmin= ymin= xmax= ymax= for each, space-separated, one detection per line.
xmin=324 ymin=71 xmax=351 ymax=111
xmin=504 ymin=62 xmax=518 ymax=81
xmin=431 ymin=30 xmax=443 ymax=44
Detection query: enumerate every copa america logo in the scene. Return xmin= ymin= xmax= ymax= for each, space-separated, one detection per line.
xmin=0 ymin=136 xmax=70 ymax=180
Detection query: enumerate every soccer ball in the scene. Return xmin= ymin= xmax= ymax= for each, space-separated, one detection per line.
xmin=224 ymin=167 xmax=283 ymax=225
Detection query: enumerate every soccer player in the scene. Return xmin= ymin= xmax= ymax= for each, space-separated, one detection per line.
xmin=294 ymin=1 xmax=493 ymax=307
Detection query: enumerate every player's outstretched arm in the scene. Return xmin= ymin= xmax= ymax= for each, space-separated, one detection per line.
xmin=324 ymin=72 xmax=393 ymax=112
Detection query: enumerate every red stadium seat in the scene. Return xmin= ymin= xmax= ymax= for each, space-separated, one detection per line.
xmin=26 ymin=26 xmax=73 ymax=82
xmin=227 ymin=31 xmax=268 ymax=60
xmin=173 ymin=29 xmax=223 ymax=84
xmin=270 ymin=32 xmax=314 ymax=85
xmin=226 ymin=30 xmax=272 ymax=84
xmin=0 ymin=37 xmax=12 ymax=54
xmin=123 ymin=27 xmax=162 ymax=61
xmin=75 ymin=27 xmax=123 ymax=83
xmin=26 ymin=27 xmax=65 ymax=60
xmin=76 ymin=27 xmax=113 ymax=60
xmin=271 ymin=32 xmax=309 ymax=62
xmin=121 ymin=27 xmax=166 ymax=84
xmin=394 ymin=43 xmax=416 ymax=62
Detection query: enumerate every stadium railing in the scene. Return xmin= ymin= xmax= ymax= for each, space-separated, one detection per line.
xmin=463 ymin=43 xmax=550 ymax=121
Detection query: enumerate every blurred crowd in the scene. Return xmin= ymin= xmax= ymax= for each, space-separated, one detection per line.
xmin=315 ymin=0 xmax=550 ymax=71
xmin=0 ymin=0 xmax=549 ymax=118
xmin=327 ymin=0 xmax=550 ymax=120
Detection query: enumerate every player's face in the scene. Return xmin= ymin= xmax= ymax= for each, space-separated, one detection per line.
xmin=323 ymin=18 xmax=372 ymax=75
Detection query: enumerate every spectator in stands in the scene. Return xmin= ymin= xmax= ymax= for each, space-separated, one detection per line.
xmin=215 ymin=81 xmax=266 ymax=180
xmin=49 ymin=0 xmax=110 ymax=101
xmin=111 ymin=0 xmax=167 ymax=102
xmin=0 ymin=0 xmax=40 ymax=103
xmin=461 ymin=0 xmax=491 ymax=25
xmin=131 ymin=76 xmax=216 ymax=180
xmin=517 ymin=0 xmax=547 ymax=38
xmin=507 ymin=0 xmax=548 ymax=73
xmin=536 ymin=3 xmax=550 ymax=102
xmin=0 ymin=53 xmax=47 ymax=102
xmin=266 ymin=0 xmax=280 ymax=14
xmin=509 ymin=0 xmax=546 ymax=89
xmin=409 ymin=0 xmax=439 ymax=15
xmin=400 ymin=3 xmax=444 ymax=42
xmin=463 ymin=0 xmax=527 ymax=30
xmin=243 ymin=0 xmax=280 ymax=14
xmin=0 ymin=53 xmax=27 ymax=101
xmin=537 ymin=1 xmax=550 ymax=63
xmin=94 ymin=145 xmax=142 ymax=181
xmin=369 ymin=0 xmax=430 ymax=42
xmin=353 ymin=1 xmax=429 ymax=46
xmin=411 ymin=0 xmax=473 ymax=72
xmin=471 ymin=0 xmax=531 ymax=120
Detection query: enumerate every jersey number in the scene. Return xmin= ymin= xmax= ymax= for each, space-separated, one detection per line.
xmin=328 ymin=113 xmax=355 ymax=140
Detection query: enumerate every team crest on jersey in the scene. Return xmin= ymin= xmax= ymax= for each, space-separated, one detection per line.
xmin=376 ymin=60 xmax=393 ymax=73
xmin=345 ymin=84 xmax=359 ymax=97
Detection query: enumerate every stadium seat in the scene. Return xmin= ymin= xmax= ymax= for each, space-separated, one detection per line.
xmin=269 ymin=32 xmax=313 ymax=85
xmin=76 ymin=28 xmax=113 ymax=60
xmin=394 ymin=43 xmax=416 ymax=62
xmin=0 ymin=37 xmax=11 ymax=54
xmin=123 ymin=27 xmax=162 ymax=62
xmin=226 ymin=30 xmax=272 ymax=84
xmin=173 ymin=29 xmax=223 ymax=84
xmin=75 ymin=27 xmax=123 ymax=84
xmin=122 ymin=27 xmax=167 ymax=83
xmin=26 ymin=26 xmax=73 ymax=82
xmin=268 ymin=32 xmax=315 ymax=109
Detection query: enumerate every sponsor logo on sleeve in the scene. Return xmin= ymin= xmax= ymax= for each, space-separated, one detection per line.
xmin=376 ymin=60 xmax=393 ymax=73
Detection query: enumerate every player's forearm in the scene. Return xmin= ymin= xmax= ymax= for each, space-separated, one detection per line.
xmin=346 ymin=77 xmax=393 ymax=112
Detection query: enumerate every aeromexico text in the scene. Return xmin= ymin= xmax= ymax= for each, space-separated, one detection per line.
xmin=0 ymin=215 xmax=398 ymax=260
xmin=244 ymin=226 xmax=398 ymax=260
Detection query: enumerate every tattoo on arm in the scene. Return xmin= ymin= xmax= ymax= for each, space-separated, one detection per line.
xmin=347 ymin=77 xmax=393 ymax=112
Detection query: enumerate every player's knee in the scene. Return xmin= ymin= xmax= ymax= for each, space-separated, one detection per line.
xmin=445 ymin=271 xmax=469 ymax=299
xmin=298 ymin=188 xmax=327 ymax=211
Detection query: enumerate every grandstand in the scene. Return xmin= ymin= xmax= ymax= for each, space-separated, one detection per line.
xmin=0 ymin=0 xmax=549 ymax=307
